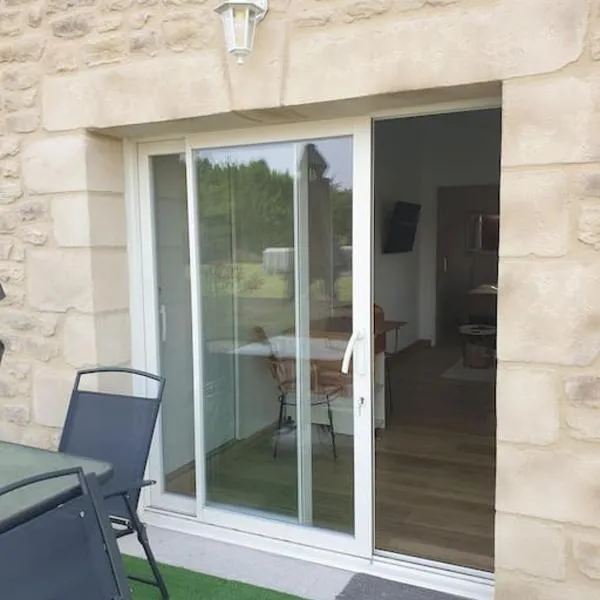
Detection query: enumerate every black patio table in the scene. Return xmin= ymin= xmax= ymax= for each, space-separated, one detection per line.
xmin=0 ymin=440 xmax=113 ymax=533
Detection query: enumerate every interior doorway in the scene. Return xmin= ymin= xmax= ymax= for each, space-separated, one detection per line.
xmin=372 ymin=109 xmax=501 ymax=572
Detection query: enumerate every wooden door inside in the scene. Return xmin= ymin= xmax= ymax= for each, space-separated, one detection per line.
xmin=436 ymin=185 xmax=499 ymax=344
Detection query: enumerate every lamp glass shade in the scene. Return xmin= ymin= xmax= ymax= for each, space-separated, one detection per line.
xmin=216 ymin=2 xmax=263 ymax=63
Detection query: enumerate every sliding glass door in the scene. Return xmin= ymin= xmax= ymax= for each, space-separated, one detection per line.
xmin=139 ymin=119 xmax=373 ymax=554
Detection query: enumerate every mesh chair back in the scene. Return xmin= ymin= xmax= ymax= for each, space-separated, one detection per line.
xmin=0 ymin=468 xmax=132 ymax=600
xmin=59 ymin=367 xmax=165 ymax=520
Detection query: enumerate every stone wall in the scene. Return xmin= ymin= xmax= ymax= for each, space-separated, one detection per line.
xmin=1 ymin=0 xmax=600 ymax=598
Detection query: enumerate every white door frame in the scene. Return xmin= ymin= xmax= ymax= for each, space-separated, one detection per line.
xmin=126 ymin=97 xmax=499 ymax=600
xmin=131 ymin=117 xmax=375 ymax=558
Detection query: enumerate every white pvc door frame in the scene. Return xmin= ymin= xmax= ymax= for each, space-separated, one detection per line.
xmin=132 ymin=117 xmax=375 ymax=557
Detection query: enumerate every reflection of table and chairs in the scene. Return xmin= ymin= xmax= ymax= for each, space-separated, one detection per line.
xmin=0 ymin=367 xmax=168 ymax=600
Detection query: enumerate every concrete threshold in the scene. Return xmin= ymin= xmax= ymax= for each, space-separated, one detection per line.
xmin=119 ymin=525 xmax=465 ymax=600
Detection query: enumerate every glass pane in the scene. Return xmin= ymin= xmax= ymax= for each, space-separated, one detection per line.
xmin=195 ymin=137 xmax=354 ymax=534
xmin=152 ymin=154 xmax=196 ymax=500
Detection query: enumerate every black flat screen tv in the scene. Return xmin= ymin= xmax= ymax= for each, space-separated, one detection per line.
xmin=383 ymin=201 xmax=421 ymax=254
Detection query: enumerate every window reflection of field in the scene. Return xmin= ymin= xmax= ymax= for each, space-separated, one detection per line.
xmin=201 ymin=261 xmax=352 ymax=341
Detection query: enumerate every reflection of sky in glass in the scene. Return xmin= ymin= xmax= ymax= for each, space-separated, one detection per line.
xmin=195 ymin=136 xmax=353 ymax=190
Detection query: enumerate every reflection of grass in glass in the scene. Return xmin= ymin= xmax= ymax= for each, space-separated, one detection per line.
xmin=202 ymin=262 xmax=352 ymax=341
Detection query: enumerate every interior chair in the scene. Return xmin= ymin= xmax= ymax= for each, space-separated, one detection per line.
xmin=0 ymin=467 xmax=132 ymax=600
xmin=58 ymin=367 xmax=168 ymax=600
xmin=250 ymin=326 xmax=345 ymax=459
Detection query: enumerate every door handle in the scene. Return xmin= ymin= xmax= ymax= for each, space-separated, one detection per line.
xmin=341 ymin=330 xmax=363 ymax=375
xmin=159 ymin=304 xmax=167 ymax=343
xmin=443 ymin=256 xmax=448 ymax=273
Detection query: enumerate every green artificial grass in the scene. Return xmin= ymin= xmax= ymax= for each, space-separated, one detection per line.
xmin=123 ymin=556 xmax=303 ymax=600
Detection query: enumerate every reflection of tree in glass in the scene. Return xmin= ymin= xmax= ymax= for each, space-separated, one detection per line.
xmin=196 ymin=157 xmax=352 ymax=262
xmin=202 ymin=262 xmax=264 ymax=298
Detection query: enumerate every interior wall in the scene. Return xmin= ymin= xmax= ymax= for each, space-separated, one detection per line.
xmin=373 ymin=109 xmax=502 ymax=349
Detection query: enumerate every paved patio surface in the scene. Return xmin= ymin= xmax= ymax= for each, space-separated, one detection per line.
xmin=119 ymin=525 xmax=466 ymax=600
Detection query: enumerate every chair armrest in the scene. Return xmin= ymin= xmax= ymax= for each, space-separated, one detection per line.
xmin=104 ymin=479 xmax=155 ymax=500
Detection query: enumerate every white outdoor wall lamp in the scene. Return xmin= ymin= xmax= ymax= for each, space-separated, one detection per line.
xmin=214 ymin=0 xmax=269 ymax=65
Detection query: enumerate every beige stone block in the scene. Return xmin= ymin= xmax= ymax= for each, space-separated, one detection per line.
xmin=4 ymin=88 xmax=37 ymax=112
xmin=578 ymin=201 xmax=600 ymax=250
xmin=499 ymin=169 xmax=570 ymax=257
xmin=83 ymin=34 xmax=127 ymax=66
xmin=0 ymin=10 xmax=24 ymax=37
xmin=0 ymin=240 xmax=13 ymax=259
xmin=20 ymin=424 xmax=61 ymax=450
xmin=130 ymin=30 xmax=158 ymax=55
xmin=32 ymin=366 xmax=75 ymax=428
xmin=27 ymin=249 xmax=93 ymax=312
xmin=15 ymin=200 xmax=46 ymax=222
xmin=91 ymin=250 xmax=129 ymax=312
xmin=5 ymin=110 xmax=39 ymax=133
xmin=497 ymin=261 xmax=600 ymax=366
xmin=28 ymin=4 xmax=43 ymax=28
xmin=2 ymin=65 xmax=38 ymax=90
xmin=52 ymin=192 xmax=126 ymax=248
xmin=162 ymin=11 xmax=215 ymax=52
xmin=0 ymin=135 xmax=20 ymax=156
xmin=23 ymin=135 xmax=89 ymax=193
xmin=503 ymin=73 xmax=600 ymax=167
xmin=285 ymin=0 xmax=587 ymax=106
xmin=0 ymin=37 xmax=45 ymax=63
xmin=496 ymin=514 xmax=566 ymax=580
xmin=0 ymin=421 xmax=24 ymax=443
xmin=46 ymin=0 xmax=95 ymax=14
xmin=86 ymin=135 xmax=124 ymax=194
xmin=63 ymin=314 xmax=96 ymax=367
xmin=0 ymin=181 xmax=22 ymax=204
xmin=565 ymin=375 xmax=600 ymax=441
xmin=496 ymin=446 xmax=600 ymax=526
xmin=496 ymin=366 xmax=560 ymax=445
xmin=64 ymin=311 xmax=129 ymax=367
xmin=90 ymin=194 xmax=126 ymax=246
xmin=226 ymin=16 xmax=286 ymax=113
xmin=22 ymin=134 xmax=123 ymax=194
xmin=43 ymin=53 xmax=229 ymax=131
xmin=51 ymin=13 xmax=92 ymax=38
xmin=51 ymin=193 xmax=90 ymax=247
xmin=97 ymin=15 xmax=122 ymax=32
xmin=495 ymin=574 xmax=600 ymax=600
xmin=96 ymin=311 xmax=130 ymax=364
xmin=0 ymin=404 xmax=30 ymax=425
xmin=573 ymin=531 xmax=600 ymax=580
xmin=44 ymin=44 xmax=79 ymax=72
xmin=2 ymin=310 xmax=57 ymax=336
xmin=17 ymin=224 xmax=49 ymax=246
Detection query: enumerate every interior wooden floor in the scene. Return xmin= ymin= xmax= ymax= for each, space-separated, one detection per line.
xmin=167 ymin=341 xmax=496 ymax=572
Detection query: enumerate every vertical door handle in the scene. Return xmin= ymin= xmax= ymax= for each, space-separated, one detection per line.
xmin=341 ymin=330 xmax=364 ymax=375
xmin=443 ymin=256 xmax=448 ymax=273
xmin=159 ymin=304 xmax=167 ymax=343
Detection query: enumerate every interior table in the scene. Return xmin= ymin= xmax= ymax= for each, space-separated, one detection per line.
xmin=0 ymin=441 xmax=113 ymax=534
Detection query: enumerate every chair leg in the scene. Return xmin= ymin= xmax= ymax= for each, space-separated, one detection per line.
xmin=385 ymin=356 xmax=393 ymax=415
xmin=123 ymin=495 xmax=169 ymax=600
xmin=327 ymin=400 xmax=337 ymax=459
xmin=273 ymin=395 xmax=285 ymax=459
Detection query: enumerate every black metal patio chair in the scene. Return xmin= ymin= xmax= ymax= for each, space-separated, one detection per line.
xmin=0 ymin=467 xmax=132 ymax=600
xmin=59 ymin=367 xmax=168 ymax=600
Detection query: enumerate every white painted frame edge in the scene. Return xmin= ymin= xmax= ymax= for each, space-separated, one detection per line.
xmin=184 ymin=116 xmax=375 ymax=557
